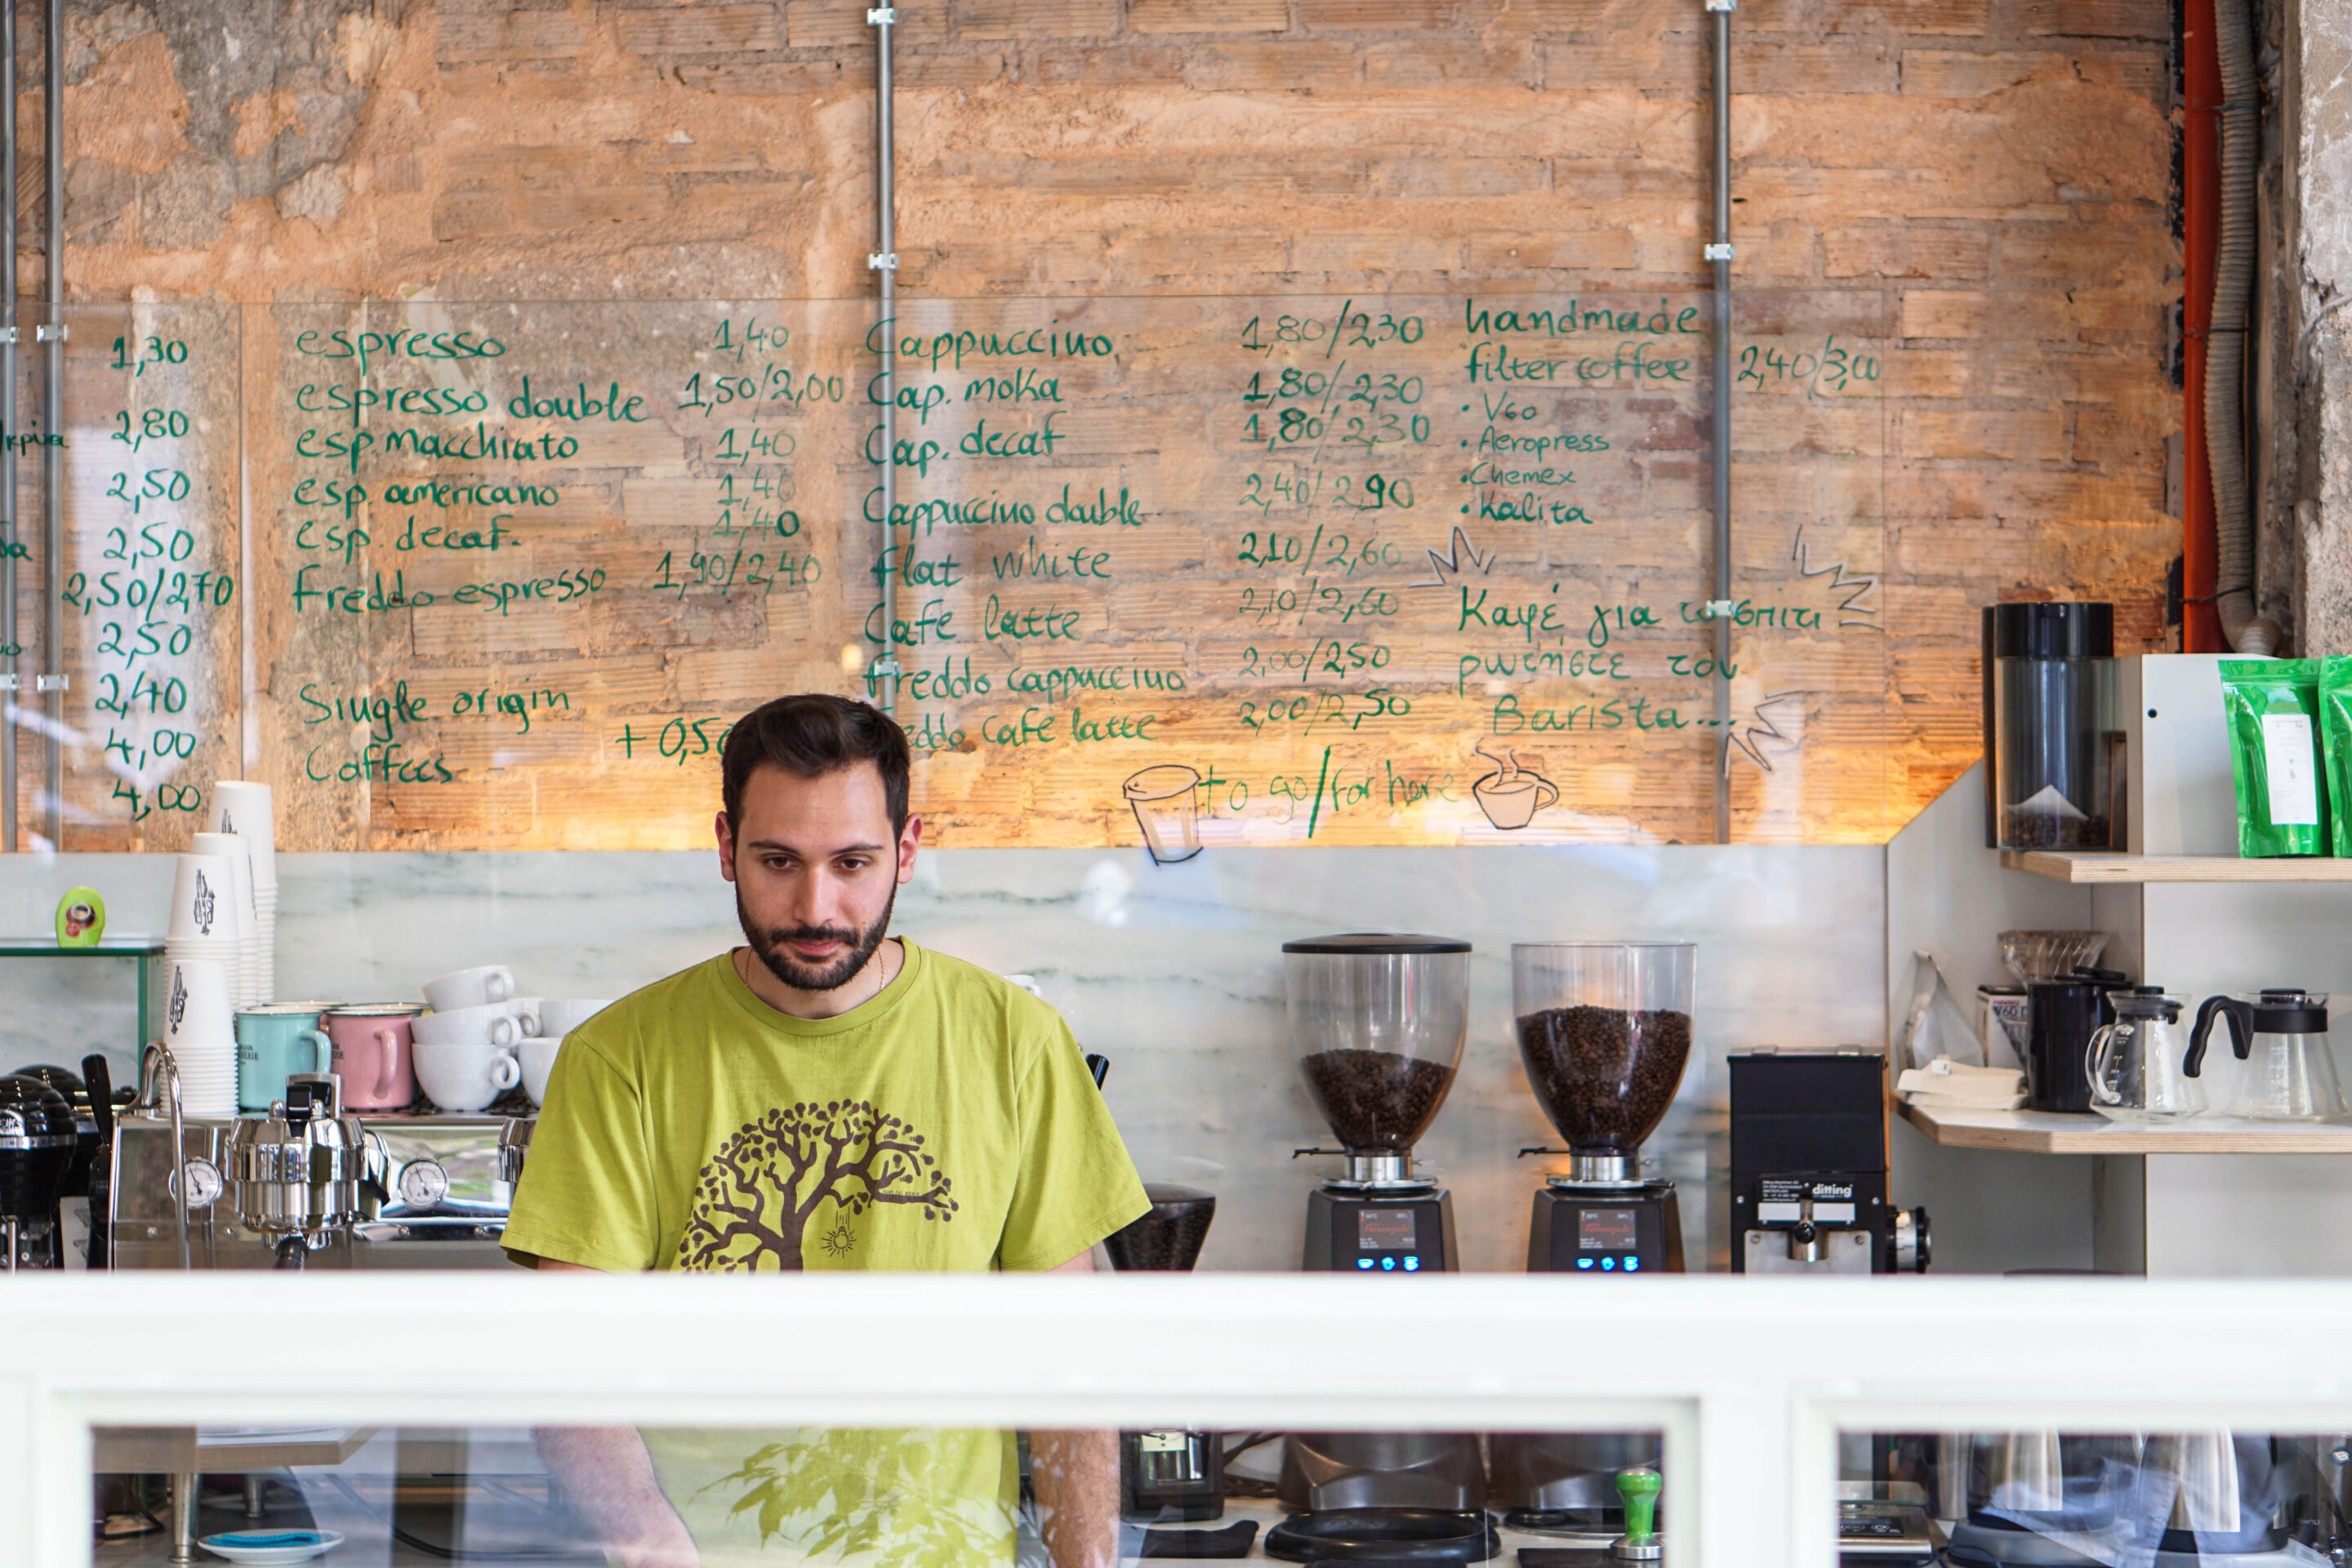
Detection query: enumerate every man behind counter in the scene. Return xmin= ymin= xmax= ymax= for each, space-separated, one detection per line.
xmin=501 ymin=693 xmax=1151 ymax=1568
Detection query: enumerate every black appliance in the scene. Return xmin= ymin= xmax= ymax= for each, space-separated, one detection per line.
xmin=1981 ymin=601 xmax=2118 ymax=850
xmin=2025 ymin=968 xmax=2127 ymax=1114
xmin=1106 ymin=1184 xmax=1224 ymax=1524
xmin=1728 ymin=1050 xmax=1927 ymax=1275
xmin=0 ymin=1073 xmax=79 ymax=1269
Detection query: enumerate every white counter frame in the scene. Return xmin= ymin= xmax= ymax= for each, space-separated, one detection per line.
xmin=7 ymin=1272 xmax=2352 ymax=1568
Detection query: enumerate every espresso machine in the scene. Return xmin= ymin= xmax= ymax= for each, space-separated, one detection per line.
xmin=1729 ymin=1049 xmax=1927 ymax=1274
xmin=1106 ymin=1185 xmax=1223 ymax=1523
xmin=105 ymin=1041 xmax=534 ymax=1271
xmin=1279 ymin=934 xmax=1490 ymax=1536
xmin=1513 ymin=942 xmax=1695 ymax=1275
xmin=1287 ymin=933 xmax=1471 ymax=1274
xmin=0 ymin=1073 xmax=79 ymax=1269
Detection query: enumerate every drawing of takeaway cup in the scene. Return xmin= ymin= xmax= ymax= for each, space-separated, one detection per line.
xmin=1124 ymin=765 xmax=1204 ymax=864
xmin=1472 ymin=764 xmax=1559 ymax=830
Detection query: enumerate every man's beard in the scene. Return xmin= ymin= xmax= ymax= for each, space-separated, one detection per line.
xmin=737 ymin=881 xmax=898 ymax=993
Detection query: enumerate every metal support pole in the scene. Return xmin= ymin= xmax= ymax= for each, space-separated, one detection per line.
xmin=39 ymin=0 xmax=60 ymax=848
xmin=867 ymin=7 xmax=902 ymax=713
xmin=1 ymin=0 xmax=19 ymax=853
xmin=1708 ymin=0 xmax=1735 ymax=844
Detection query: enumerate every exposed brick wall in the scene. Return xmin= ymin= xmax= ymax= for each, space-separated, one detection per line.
xmin=36 ymin=0 xmax=2176 ymax=832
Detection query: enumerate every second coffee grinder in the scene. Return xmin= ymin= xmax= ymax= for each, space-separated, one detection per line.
xmin=1513 ymin=942 xmax=1696 ymax=1274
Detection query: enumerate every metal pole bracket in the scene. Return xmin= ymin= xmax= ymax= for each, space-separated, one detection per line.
xmin=1696 ymin=599 xmax=1740 ymax=621
xmin=1703 ymin=243 xmax=1735 ymax=261
xmin=33 ymin=322 xmax=62 ymax=343
xmin=868 ymin=252 xmax=899 ymax=271
xmin=866 ymin=7 xmax=897 ymax=22
xmin=1705 ymin=0 xmax=1736 ymax=11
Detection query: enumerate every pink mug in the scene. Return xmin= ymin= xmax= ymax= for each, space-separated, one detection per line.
xmin=323 ymin=1004 xmax=424 ymax=1110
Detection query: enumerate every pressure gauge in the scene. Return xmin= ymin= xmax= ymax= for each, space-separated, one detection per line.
xmin=396 ymin=1160 xmax=449 ymax=1209
xmin=174 ymin=1159 xmax=223 ymax=1210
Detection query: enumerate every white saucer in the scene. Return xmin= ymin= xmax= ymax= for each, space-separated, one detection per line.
xmin=197 ymin=1528 xmax=344 ymax=1564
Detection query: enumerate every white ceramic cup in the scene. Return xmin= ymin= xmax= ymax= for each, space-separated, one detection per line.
xmin=167 ymin=853 xmax=237 ymax=942
xmin=414 ymin=1003 xmax=528 ymax=1049
xmin=412 ymin=1039 xmax=522 ymax=1114
xmin=520 ymin=1033 xmax=565 ymax=1107
xmin=538 ymin=999 xmax=613 ymax=1035
xmin=423 ymin=965 xmax=516 ymax=1013
xmin=506 ymin=997 xmax=546 ymax=1039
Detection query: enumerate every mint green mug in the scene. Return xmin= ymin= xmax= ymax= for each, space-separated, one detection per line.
xmin=235 ymin=1004 xmax=333 ymax=1113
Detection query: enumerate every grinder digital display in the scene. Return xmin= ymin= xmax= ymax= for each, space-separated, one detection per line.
xmin=1578 ymin=1208 xmax=1639 ymax=1250
xmin=1357 ymin=1209 xmax=1418 ymax=1250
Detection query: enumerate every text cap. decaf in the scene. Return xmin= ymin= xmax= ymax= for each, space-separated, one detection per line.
xmin=1281 ymin=933 xmax=1472 ymax=955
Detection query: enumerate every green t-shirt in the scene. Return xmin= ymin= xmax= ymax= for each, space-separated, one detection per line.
xmin=503 ymin=939 xmax=1148 ymax=1564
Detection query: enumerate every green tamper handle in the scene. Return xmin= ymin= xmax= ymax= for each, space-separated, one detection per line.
xmin=1617 ymin=1466 xmax=1662 ymax=1544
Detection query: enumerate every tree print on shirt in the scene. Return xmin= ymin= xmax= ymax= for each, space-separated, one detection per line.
xmin=703 ymin=1428 xmax=1015 ymax=1567
xmin=677 ymin=1100 xmax=957 ymax=1271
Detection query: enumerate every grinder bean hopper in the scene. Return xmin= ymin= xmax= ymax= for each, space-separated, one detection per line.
xmin=1513 ymin=942 xmax=1695 ymax=1275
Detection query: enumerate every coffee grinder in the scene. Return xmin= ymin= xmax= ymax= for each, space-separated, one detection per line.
xmin=1281 ymin=933 xmax=1487 ymax=1521
xmin=1104 ymin=1184 xmax=1224 ymax=1523
xmin=1287 ymin=933 xmax=1471 ymax=1273
xmin=1513 ymin=942 xmax=1695 ymax=1275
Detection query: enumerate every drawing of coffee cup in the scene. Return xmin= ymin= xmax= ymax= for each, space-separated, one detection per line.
xmin=1473 ymin=768 xmax=1558 ymax=830
xmin=1124 ymin=765 xmax=1204 ymax=863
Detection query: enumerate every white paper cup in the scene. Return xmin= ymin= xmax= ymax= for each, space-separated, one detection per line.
xmin=538 ymin=999 xmax=613 ymax=1035
xmin=167 ymin=854 xmax=236 ymax=942
xmin=424 ymin=965 xmax=516 ymax=1013
xmin=414 ymin=1003 xmax=528 ymax=1049
xmin=210 ymin=781 xmax=278 ymax=888
xmin=412 ymin=1039 xmax=521 ymax=1114
xmin=163 ymin=958 xmax=238 ymax=1113
xmin=520 ymin=1034 xmax=564 ymax=1106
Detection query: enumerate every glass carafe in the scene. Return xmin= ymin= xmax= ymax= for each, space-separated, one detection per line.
xmin=2086 ymin=989 xmax=2203 ymax=1122
xmin=2187 ymin=990 xmax=2347 ymax=1122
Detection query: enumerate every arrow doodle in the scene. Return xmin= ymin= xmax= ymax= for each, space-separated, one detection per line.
xmin=1790 ymin=526 xmax=1881 ymax=629
xmin=1415 ymin=525 xmax=1494 ymax=589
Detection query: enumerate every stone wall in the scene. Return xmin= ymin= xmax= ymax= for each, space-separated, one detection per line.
xmin=30 ymin=0 xmax=2178 ymax=825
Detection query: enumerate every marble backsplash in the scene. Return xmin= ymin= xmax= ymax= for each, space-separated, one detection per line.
xmin=0 ymin=843 xmax=1886 ymax=1273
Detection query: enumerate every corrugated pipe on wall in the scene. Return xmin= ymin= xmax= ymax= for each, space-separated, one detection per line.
xmin=2207 ymin=0 xmax=2275 ymax=653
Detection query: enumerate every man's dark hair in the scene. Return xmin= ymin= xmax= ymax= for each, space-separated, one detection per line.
xmin=721 ymin=694 xmax=911 ymax=837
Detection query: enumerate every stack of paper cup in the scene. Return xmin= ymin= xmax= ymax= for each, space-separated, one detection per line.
xmin=160 ymin=956 xmax=238 ymax=1116
xmin=210 ymin=782 xmax=277 ymax=1004
xmin=164 ymin=852 xmax=244 ymax=1027
xmin=190 ymin=831 xmax=262 ymax=1009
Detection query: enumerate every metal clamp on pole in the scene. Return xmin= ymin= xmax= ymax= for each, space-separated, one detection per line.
xmin=866 ymin=6 xmax=896 ymax=21
xmin=867 ymin=252 xmax=899 ymax=270
xmin=1703 ymin=243 xmax=1735 ymax=261
xmin=33 ymin=322 xmax=63 ymax=342
xmin=1695 ymin=599 xmax=1739 ymax=620
xmin=34 ymin=674 xmax=66 ymax=692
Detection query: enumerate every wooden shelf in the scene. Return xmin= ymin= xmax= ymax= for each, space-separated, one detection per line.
xmin=2000 ymin=850 xmax=2352 ymax=884
xmin=1900 ymin=1100 xmax=2352 ymax=1154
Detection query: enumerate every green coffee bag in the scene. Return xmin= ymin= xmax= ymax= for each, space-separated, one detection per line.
xmin=2221 ymin=658 xmax=2328 ymax=857
xmin=2320 ymin=658 xmax=2352 ymax=857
